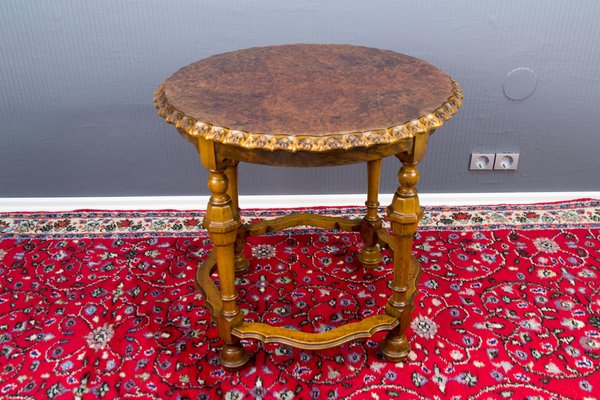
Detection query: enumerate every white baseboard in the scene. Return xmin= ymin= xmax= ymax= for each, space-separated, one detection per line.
xmin=0 ymin=192 xmax=598 ymax=212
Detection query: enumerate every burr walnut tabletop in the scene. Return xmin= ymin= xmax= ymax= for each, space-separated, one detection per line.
xmin=155 ymin=44 xmax=462 ymax=154
xmin=154 ymin=44 xmax=463 ymax=370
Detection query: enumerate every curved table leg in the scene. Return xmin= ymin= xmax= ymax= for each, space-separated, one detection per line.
xmin=380 ymin=132 xmax=428 ymax=362
xmin=358 ymin=159 xmax=383 ymax=269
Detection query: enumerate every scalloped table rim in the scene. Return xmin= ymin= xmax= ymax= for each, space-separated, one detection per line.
xmin=153 ymin=80 xmax=463 ymax=153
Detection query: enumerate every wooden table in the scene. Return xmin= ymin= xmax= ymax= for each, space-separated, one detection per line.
xmin=154 ymin=44 xmax=463 ymax=370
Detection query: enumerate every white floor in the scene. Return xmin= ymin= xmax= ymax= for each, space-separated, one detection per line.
xmin=0 ymin=192 xmax=598 ymax=212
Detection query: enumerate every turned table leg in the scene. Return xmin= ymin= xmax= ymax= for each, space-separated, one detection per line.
xmin=358 ymin=159 xmax=383 ymax=269
xmin=225 ymin=163 xmax=249 ymax=275
xmin=380 ymin=132 xmax=428 ymax=362
xmin=204 ymin=168 xmax=250 ymax=370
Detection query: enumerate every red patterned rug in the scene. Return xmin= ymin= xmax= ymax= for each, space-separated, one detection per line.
xmin=0 ymin=200 xmax=599 ymax=399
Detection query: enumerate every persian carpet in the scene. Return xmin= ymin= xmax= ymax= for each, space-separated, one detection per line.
xmin=0 ymin=200 xmax=599 ymax=399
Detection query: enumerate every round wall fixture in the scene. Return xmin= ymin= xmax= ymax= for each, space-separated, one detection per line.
xmin=503 ymin=67 xmax=537 ymax=100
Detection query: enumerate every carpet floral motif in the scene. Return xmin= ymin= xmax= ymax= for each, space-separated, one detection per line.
xmin=0 ymin=200 xmax=598 ymax=399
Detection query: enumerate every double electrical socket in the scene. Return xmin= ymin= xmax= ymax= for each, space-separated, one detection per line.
xmin=470 ymin=153 xmax=520 ymax=171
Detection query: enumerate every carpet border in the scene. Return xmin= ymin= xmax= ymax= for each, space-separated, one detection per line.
xmin=0 ymin=199 xmax=598 ymax=239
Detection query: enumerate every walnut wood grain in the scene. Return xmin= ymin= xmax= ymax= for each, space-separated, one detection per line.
xmin=225 ymin=164 xmax=250 ymax=274
xmin=232 ymin=315 xmax=399 ymax=350
xmin=245 ymin=213 xmax=361 ymax=237
xmin=156 ymin=44 xmax=463 ymax=152
xmin=214 ymin=138 xmax=413 ymax=167
xmin=357 ymin=159 xmax=383 ymax=269
xmin=165 ymin=44 xmax=454 ymax=136
xmin=194 ymin=253 xmax=221 ymax=318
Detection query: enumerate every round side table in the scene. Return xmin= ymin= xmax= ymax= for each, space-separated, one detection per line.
xmin=154 ymin=44 xmax=463 ymax=370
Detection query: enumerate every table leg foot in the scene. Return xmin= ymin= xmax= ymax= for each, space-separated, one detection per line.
xmin=357 ymin=245 xmax=382 ymax=269
xmin=219 ymin=342 xmax=251 ymax=371
xmin=379 ymin=328 xmax=410 ymax=362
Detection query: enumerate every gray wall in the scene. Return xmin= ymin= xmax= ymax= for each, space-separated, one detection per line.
xmin=1 ymin=0 xmax=599 ymax=197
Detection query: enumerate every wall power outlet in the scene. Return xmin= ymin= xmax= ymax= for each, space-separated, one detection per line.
xmin=470 ymin=153 xmax=519 ymax=171
xmin=469 ymin=153 xmax=495 ymax=170
xmin=494 ymin=153 xmax=519 ymax=170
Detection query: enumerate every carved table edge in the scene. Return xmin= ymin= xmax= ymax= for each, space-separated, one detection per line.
xmin=154 ymin=80 xmax=463 ymax=153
